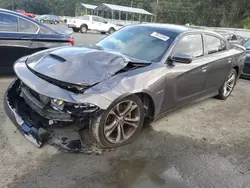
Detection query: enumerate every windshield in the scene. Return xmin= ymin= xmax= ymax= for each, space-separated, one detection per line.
xmin=96 ymin=26 xmax=177 ymax=62
xmin=244 ymin=39 xmax=250 ymax=50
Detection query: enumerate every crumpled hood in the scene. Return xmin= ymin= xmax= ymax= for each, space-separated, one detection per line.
xmin=26 ymin=47 xmax=129 ymax=86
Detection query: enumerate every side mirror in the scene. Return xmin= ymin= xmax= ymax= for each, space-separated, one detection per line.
xmin=170 ymin=53 xmax=193 ymax=64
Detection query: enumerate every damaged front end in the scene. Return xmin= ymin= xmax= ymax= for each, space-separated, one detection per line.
xmin=4 ymin=79 xmax=102 ymax=152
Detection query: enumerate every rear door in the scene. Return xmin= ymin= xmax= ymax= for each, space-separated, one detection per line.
xmin=203 ymin=34 xmax=232 ymax=91
xmin=0 ymin=12 xmax=39 ymax=73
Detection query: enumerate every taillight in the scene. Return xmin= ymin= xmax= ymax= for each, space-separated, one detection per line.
xmin=69 ymin=39 xmax=74 ymax=45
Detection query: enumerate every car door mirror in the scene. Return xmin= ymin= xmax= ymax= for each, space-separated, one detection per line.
xmin=170 ymin=53 xmax=193 ymax=64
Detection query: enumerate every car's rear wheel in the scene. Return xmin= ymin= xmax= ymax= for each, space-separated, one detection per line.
xmin=54 ymin=21 xmax=59 ymax=25
xmin=91 ymin=95 xmax=145 ymax=148
xmin=73 ymin=28 xmax=80 ymax=33
xmin=217 ymin=69 xmax=237 ymax=100
xmin=40 ymin=19 xmax=45 ymax=24
xmin=80 ymin=25 xmax=88 ymax=33
xmin=100 ymin=32 xmax=106 ymax=35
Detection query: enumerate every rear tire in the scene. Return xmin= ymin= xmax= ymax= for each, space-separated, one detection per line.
xmin=80 ymin=25 xmax=88 ymax=33
xmin=54 ymin=21 xmax=59 ymax=25
xmin=217 ymin=69 xmax=237 ymax=100
xmin=101 ymin=32 xmax=106 ymax=35
xmin=91 ymin=95 xmax=145 ymax=148
xmin=40 ymin=19 xmax=45 ymax=24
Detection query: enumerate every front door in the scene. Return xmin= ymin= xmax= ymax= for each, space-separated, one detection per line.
xmin=161 ymin=33 xmax=209 ymax=112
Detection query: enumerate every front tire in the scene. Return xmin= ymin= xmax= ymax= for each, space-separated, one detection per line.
xmin=108 ymin=27 xmax=115 ymax=34
xmin=73 ymin=28 xmax=80 ymax=33
xmin=80 ymin=25 xmax=88 ymax=33
xmin=91 ymin=95 xmax=145 ymax=148
xmin=217 ymin=69 xmax=237 ymax=100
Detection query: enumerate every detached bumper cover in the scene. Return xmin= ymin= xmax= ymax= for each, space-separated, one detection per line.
xmin=4 ymin=79 xmax=91 ymax=152
xmin=4 ymin=80 xmax=44 ymax=147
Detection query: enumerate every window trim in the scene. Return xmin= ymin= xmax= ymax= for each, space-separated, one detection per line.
xmin=170 ymin=32 xmax=205 ymax=60
xmin=0 ymin=12 xmax=40 ymax=34
xmin=18 ymin=17 xmax=39 ymax=34
xmin=203 ymin=34 xmax=229 ymax=56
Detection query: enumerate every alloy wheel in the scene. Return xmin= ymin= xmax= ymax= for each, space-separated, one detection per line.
xmin=104 ymin=100 xmax=141 ymax=144
xmin=223 ymin=71 xmax=236 ymax=97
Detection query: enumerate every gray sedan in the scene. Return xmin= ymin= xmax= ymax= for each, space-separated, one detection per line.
xmin=242 ymin=38 xmax=250 ymax=78
xmin=4 ymin=24 xmax=246 ymax=152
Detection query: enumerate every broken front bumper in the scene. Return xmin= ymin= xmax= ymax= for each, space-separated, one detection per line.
xmin=4 ymin=79 xmax=96 ymax=152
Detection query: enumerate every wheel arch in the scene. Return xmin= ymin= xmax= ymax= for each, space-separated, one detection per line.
xmin=135 ymin=92 xmax=155 ymax=123
xmin=81 ymin=24 xmax=88 ymax=30
xmin=107 ymin=92 xmax=155 ymax=122
xmin=233 ymin=66 xmax=239 ymax=76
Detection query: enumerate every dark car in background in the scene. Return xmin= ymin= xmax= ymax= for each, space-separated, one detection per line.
xmin=217 ymin=30 xmax=246 ymax=45
xmin=0 ymin=9 xmax=74 ymax=74
xmin=36 ymin=14 xmax=60 ymax=24
xmin=242 ymin=38 xmax=250 ymax=78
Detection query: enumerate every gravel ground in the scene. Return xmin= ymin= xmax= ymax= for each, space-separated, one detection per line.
xmin=0 ymin=24 xmax=250 ymax=188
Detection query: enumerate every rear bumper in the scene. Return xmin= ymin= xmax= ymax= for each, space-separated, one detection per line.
xmin=68 ymin=24 xmax=77 ymax=28
xmin=4 ymin=79 xmax=90 ymax=152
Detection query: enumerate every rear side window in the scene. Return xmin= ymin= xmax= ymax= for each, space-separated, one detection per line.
xmin=0 ymin=13 xmax=18 ymax=32
xmin=205 ymin=35 xmax=226 ymax=54
xmin=19 ymin=18 xmax=38 ymax=33
xmin=174 ymin=34 xmax=203 ymax=58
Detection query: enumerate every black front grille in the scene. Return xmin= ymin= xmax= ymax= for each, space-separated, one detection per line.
xmin=21 ymin=83 xmax=49 ymax=105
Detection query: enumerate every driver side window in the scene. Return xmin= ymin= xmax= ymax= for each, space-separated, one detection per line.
xmin=174 ymin=34 xmax=203 ymax=58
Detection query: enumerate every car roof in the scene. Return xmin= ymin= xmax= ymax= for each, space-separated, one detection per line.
xmin=0 ymin=8 xmax=34 ymax=21
xmin=137 ymin=24 xmax=223 ymax=37
xmin=0 ymin=8 xmax=67 ymax=36
xmin=139 ymin=24 xmax=189 ymax=34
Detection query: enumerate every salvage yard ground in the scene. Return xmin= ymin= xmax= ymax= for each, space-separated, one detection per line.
xmin=0 ymin=24 xmax=250 ymax=188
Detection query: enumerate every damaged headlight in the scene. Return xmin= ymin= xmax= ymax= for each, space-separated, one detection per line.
xmin=68 ymin=103 xmax=99 ymax=113
xmin=51 ymin=99 xmax=65 ymax=111
xmin=50 ymin=99 xmax=99 ymax=114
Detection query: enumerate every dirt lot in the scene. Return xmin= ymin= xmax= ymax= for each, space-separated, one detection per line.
xmin=0 ymin=25 xmax=250 ymax=188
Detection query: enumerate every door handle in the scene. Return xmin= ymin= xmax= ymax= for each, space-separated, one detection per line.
xmin=21 ymin=37 xmax=31 ymax=40
xmin=201 ymin=66 xmax=208 ymax=72
xmin=228 ymin=58 xmax=232 ymax=64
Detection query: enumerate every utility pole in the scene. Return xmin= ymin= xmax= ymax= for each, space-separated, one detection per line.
xmin=12 ymin=0 xmax=14 ymax=10
xmin=131 ymin=0 xmax=134 ymax=21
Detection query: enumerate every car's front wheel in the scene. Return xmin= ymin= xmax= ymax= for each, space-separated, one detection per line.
xmin=73 ymin=28 xmax=80 ymax=33
xmin=91 ymin=95 xmax=145 ymax=148
xmin=80 ymin=25 xmax=88 ymax=33
xmin=108 ymin=27 xmax=115 ymax=34
xmin=217 ymin=68 xmax=237 ymax=100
